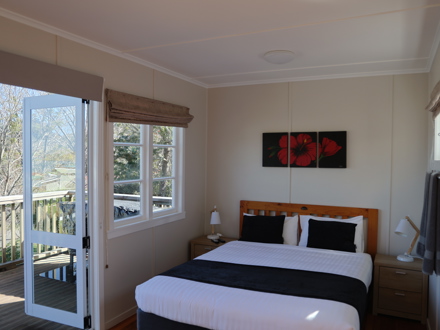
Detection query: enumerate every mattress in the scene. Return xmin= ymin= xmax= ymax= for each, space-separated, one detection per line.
xmin=135 ymin=241 xmax=373 ymax=330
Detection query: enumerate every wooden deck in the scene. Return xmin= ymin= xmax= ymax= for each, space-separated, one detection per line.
xmin=0 ymin=255 xmax=79 ymax=330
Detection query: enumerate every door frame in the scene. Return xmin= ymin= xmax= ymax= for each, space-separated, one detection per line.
xmin=89 ymin=100 xmax=105 ymax=330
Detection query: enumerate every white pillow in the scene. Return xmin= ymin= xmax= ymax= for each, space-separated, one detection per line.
xmin=299 ymin=215 xmax=364 ymax=252
xmin=243 ymin=213 xmax=298 ymax=245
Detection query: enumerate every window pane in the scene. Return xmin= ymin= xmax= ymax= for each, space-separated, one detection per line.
xmin=114 ymin=146 xmax=140 ymax=181
xmin=153 ymin=179 xmax=173 ymax=211
xmin=153 ymin=125 xmax=173 ymax=145
xmin=114 ymin=123 xmax=140 ymax=143
xmin=153 ymin=147 xmax=173 ymax=178
xmin=114 ymin=183 xmax=140 ymax=220
xmin=33 ymin=245 xmax=77 ymax=312
xmin=30 ymin=105 xmax=78 ymax=235
xmin=31 ymin=106 xmax=76 ymax=192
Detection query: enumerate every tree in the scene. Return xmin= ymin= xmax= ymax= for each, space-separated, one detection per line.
xmin=112 ymin=123 xmax=174 ymax=199
xmin=113 ymin=123 xmax=141 ymax=194
xmin=152 ymin=126 xmax=173 ymax=199
xmin=30 ymin=105 xmax=77 ymax=193
xmin=0 ymin=84 xmax=48 ymax=196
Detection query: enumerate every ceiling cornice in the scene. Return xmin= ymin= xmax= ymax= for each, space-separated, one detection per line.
xmin=0 ymin=8 xmax=210 ymax=88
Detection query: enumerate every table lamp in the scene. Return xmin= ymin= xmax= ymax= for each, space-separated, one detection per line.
xmin=394 ymin=216 xmax=420 ymax=262
xmin=207 ymin=206 xmax=221 ymax=240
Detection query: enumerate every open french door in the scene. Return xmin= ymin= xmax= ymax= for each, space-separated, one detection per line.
xmin=23 ymin=94 xmax=90 ymax=328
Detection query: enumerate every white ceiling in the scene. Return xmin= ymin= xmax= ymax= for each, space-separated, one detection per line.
xmin=1 ymin=0 xmax=440 ymax=88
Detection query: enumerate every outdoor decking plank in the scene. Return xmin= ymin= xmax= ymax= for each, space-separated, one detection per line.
xmin=0 ymin=257 xmax=79 ymax=329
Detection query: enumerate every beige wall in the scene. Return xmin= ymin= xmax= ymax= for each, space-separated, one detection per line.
xmin=0 ymin=16 xmax=208 ymax=329
xmin=208 ymin=74 xmax=428 ymax=256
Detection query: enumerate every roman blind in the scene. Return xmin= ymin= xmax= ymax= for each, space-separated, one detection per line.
xmin=105 ymin=88 xmax=194 ymax=128
xmin=426 ymin=80 xmax=440 ymax=119
xmin=0 ymin=50 xmax=103 ymax=101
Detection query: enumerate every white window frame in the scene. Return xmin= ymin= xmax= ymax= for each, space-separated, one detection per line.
xmin=107 ymin=123 xmax=185 ymax=239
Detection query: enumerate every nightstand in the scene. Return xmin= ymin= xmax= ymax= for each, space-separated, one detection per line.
xmin=190 ymin=236 xmax=236 ymax=259
xmin=373 ymin=254 xmax=428 ymax=324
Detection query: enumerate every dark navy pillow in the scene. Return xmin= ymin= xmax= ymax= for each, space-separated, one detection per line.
xmin=240 ymin=215 xmax=285 ymax=244
xmin=307 ymin=219 xmax=357 ymax=252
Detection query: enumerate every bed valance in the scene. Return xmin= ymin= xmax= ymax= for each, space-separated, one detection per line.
xmin=105 ymin=88 xmax=193 ymax=128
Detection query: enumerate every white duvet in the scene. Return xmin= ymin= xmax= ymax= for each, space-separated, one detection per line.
xmin=135 ymin=241 xmax=373 ymax=330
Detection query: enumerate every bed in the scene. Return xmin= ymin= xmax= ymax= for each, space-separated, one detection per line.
xmin=135 ymin=200 xmax=379 ymax=330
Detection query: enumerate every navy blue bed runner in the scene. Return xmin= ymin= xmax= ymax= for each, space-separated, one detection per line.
xmin=161 ymin=259 xmax=367 ymax=323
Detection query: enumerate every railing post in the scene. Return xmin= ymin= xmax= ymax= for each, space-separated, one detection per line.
xmin=36 ymin=201 xmax=41 ymax=254
xmin=11 ymin=203 xmax=16 ymax=261
xmin=20 ymin=204 xmax=24 ymax=259
xmin=52 ymin=198 xmax=58 ymax=249
xmin=44 ymin=199 xmax=50 ymax=252
xmin=1 ymin=204 xmax=6 ymax=263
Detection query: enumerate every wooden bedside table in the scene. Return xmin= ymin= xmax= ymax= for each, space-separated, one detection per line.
xmin=373 ymin=254 xmax=428 ymax=324
xmin=190 ymin=236 xmax=236 ymax=259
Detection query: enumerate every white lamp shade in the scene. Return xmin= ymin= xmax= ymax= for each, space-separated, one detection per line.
xmin=395 ymin=218 xmax=411 ymax=237
xmin=210 ymin=211 xmax=221 ymax=225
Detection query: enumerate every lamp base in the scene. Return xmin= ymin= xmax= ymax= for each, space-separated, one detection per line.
xmin=207 ymin=234 xmax=219 ymax=240
xmin=397 ymin=254 xmax=414 ymax=262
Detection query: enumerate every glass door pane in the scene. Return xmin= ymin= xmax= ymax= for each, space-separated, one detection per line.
xmin=24 ymin=94 xmax=88 ymax=328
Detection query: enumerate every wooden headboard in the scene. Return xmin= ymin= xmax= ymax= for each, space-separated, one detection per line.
xmin=240 ymin=200 xmax=378 ymax=256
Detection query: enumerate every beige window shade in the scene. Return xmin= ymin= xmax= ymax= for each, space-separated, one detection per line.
xmin=426 ymin=80 xmax=440 ymax=119
xmin=105 ymin=89 xmax=194 ymax=127
xmin=0 ymin=50 xmax=103 ymax=102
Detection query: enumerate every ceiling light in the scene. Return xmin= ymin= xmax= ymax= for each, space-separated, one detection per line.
xmin=263 ymin=50 xmax=295 ymax=64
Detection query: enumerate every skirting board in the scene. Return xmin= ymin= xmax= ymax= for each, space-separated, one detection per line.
xmin=106 ymin=305 xmax=137 ymax=329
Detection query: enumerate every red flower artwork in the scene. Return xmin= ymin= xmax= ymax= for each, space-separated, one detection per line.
xmin=263 ymin=131 xmax=345 ymax=168
xmin=276 ymin=135 xmax=291 ymax=165
xmin=319 ymin=137 xmax=342 ymax=158
xmin=276 ymin=133 xmax=317 ymax=166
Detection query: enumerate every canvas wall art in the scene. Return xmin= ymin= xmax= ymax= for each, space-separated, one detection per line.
xmin=318 ymin=131 xmax=347 ymax=168
xmin=262 ymin=131 xmax=346 ymax=168
xmin=262 ymin=132 xmax=289 ymax=167
xmin=289 ymin=132 xmax=318 ymax=168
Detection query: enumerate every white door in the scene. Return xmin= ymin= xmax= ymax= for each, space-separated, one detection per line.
xmin=23 ymin=94 xmax=90 ymax=328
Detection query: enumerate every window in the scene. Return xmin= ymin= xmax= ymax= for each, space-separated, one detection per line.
xmin=109 ymin=122 xmax=184 ymax=236
xmin=104 ymin=88 xmax=192 ymax=237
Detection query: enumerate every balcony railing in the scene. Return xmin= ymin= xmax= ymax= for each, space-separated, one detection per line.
xmin=1 ymin=191 xmax=172 ymax=269
xmin=0 ymin=191 xmax=75 ymax=270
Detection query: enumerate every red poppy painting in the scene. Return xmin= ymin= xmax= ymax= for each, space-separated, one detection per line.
xmin=263 ymin=131 xmax=346 ymax=168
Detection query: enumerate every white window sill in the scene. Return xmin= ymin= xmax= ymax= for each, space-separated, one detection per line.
xmin=107 ymin=211 xmax=186 ymax=239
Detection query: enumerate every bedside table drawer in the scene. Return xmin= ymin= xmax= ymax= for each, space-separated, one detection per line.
xmin=193 ymin=244 xmax=217 ymax=258
xmin=378 ymin=287 xmax=422 ymax=314
xmin=379 ymin=267 xmax=422 ymax=292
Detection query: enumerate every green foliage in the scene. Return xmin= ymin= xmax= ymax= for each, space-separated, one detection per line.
xmin=113 ymin=124 xmax=175 ymax=198
xmin=152 ymin=126 xmax=173 ymax=198
xmin=113 ymin=123 xmax=141 ymax=195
